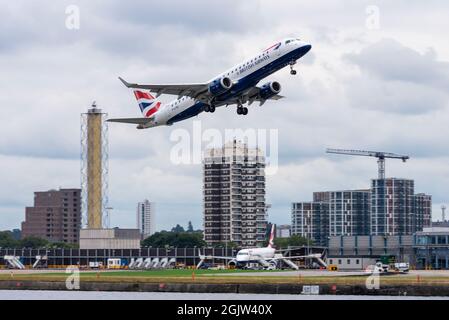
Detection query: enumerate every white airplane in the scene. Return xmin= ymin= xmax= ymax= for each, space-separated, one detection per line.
xmin=196 ymin=225 xmax=327 ymax=270
xmin=108 ymin=38 xmax=312 ymax=129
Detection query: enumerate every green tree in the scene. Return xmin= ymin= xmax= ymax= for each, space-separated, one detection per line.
xmin=19 ymin=236 xmax=49 ymax=248
xmin=273 ymin=235 xmax=313 ymax=248
xmin=142 ymin=231 xmax=206 ymax=248
xmin=187 ymin=221 xmax=194 ymax=232
xmin=0 ymin=231 xmax=20 ymax=248
xmin=171 ymin=224 xmax=185 ymax=233
xmin=49 ymin=242 xmax=79 ymax=249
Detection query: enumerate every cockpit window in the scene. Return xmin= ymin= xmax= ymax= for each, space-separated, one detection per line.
xmin=286 ymin=39 xmax=300 ymax=44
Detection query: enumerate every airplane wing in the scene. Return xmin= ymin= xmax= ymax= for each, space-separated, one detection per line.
xmin=246 ymin=86 xmax=284 ymax=103
xmin=215 ymin=85 xmax=284 ymax=107
xmin=271 ymin=254 xmax=323 ymax=260
xmin=119 ymin=77 xmax=209 ymax=100
xmin=200 ymin=255 xmax=235 ymax=260
xmin=107 ymin=117 xmax=152 ymax=125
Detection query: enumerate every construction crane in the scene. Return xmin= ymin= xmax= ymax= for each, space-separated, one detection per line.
xmin=326 ymin=148 xmax=409 ymax=180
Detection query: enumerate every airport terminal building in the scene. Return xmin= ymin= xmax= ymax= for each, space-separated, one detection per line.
xmin=327 ymin=227 xmax=449 ymax=270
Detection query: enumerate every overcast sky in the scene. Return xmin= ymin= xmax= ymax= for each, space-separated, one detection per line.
xmin=1 ymin=0 xmax=448 ymax=231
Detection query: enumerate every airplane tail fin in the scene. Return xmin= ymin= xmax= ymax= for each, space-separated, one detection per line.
xmin=268 ymin=224 xmax=275 ymax=248
xmin=133 ymin=90 xmax=162 ymax=118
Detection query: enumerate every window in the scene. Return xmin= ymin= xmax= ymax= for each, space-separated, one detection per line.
xmin=347 ymin=259 xmax=351 ymax=265
xmin=356 ymin=259 xmax=360 ymax=265
xmin=338 ymin=259 xmax=342 ymax=265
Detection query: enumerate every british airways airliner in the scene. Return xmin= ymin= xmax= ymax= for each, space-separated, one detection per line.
xmin=108 ymin=38 xmax=311 ymax=129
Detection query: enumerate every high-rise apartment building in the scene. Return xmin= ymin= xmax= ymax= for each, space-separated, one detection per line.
xmin=414 ymin=193 xmax=432 ymax=232
xmin=370 ymin=178 xmax=423 ymax=235
xmin=292 ymin=190 xmax=368 ymax=246
xmin=203 ymin=140 xmax=268 ymax=247
xmin=137 ymin=200 xmax=155 ymax=240
xmin=291 ymin=202 xmax=328 ymax=246
xmin=323 ymin=190 xmax=371 ymax=237
xmin=292 ymin=178 xmax=432 ymax=244
xmin=21 ymin=188 xmax=81 ymax=243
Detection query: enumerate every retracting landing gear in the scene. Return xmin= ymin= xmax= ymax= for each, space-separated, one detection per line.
xmin=290 ymin=61 xmax=297 ymax=75
xmin=237 ymin=106 xmax=248 ymax=115
xmin=204 ymin=105 xmax=216 ymax=113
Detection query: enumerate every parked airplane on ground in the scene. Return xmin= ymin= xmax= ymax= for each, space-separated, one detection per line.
xmin=196 ymin=226 xmax=327 ymax=270
xmin=108 ymin=38 xmax=312 ymax=129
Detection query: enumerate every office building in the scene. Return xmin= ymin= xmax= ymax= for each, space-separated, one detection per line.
xmin=21 ymin=188 xmax=81 ymax=243
xmin=137 ymin=200 xmax=155 ymax=240
xmin=203 ymin=140 xmax=268 ymax=247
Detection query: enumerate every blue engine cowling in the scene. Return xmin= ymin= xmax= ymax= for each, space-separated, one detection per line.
xmin=259 ymin=81 xmax=282 ymax=100
xmin=208 ymin=77 xmax=233 ymax=96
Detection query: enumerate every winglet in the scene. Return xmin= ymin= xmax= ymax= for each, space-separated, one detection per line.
xmin=118 ymin=76 xmax=132 ymax=88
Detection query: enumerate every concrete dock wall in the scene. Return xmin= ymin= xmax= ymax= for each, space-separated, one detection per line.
xmin=1 ymin=280 xmax=449 ymax=297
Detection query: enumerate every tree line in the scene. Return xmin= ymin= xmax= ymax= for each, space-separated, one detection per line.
xmin=1 ymin=221 xmax=312 ymax=249
xmin=0 ymin=231 xmax=78 ymax=249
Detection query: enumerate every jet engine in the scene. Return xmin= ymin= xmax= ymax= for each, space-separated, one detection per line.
xmin=208 ymin=77 xmax=233 ymax=96
xmin=228 ymin=259 xmax=238 ymax=268
xmin=259 ymin=81 xmax=281 ymax=100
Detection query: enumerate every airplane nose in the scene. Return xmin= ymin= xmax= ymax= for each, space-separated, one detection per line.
xmin=302 ymin=44 xmax=312 ymax=53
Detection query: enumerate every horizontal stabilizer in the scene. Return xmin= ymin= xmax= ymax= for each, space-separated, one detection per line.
xmin=107 ymin=117 xmax=153 ymax=125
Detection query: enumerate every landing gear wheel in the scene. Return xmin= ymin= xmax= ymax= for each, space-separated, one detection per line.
xmin=237 ymin=107 xmax=242 ymax=115
xmin=209 ymin=105 xmax=216 ymax=113
xmin=290 ymin=62 xmax=297 ymax=75
xmin=204 ymin=105 xmax=211 ymax=112
xmin=242 ymin=107 xmax=248 ymax=115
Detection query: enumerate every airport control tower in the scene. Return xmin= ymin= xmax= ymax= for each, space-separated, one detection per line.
xmin=81 ymin=102 xmax=108 ymax=229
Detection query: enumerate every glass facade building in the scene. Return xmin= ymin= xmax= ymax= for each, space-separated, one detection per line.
xmin=414 ymin=228 xmax=449 ymax=269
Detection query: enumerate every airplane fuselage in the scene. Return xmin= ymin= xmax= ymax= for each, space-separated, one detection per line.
xmin=140 ymin=38 xmax=311 ymax=128
xmin=235 ymin=247 xmax=276 ymax=263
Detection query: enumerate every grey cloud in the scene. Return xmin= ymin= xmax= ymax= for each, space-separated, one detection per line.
xmin=344 ymin=38 xmax=449 ymax=88
xmin=2 ymin=2 xmax=449 ymax=230
xmin=347 ymin=75 xmax=447 ymax=114
xmin=343 ymin=39 xmax=449 ymax=115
